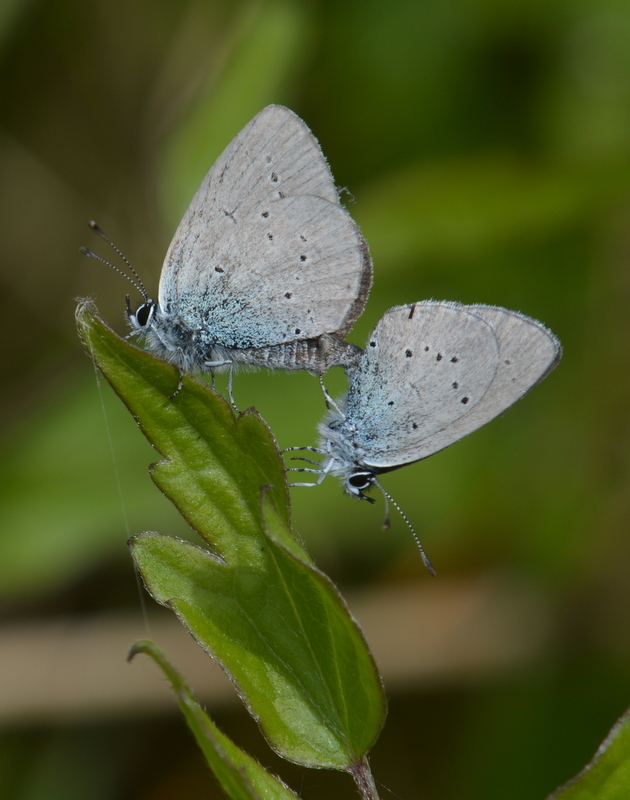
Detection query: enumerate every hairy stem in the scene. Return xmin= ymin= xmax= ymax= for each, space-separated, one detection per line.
xmin=351 ymin=757 xmax=381 ymax=800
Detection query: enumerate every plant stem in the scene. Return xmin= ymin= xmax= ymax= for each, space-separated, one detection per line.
xmin=351 ymin=757 xmax=381 ymax=800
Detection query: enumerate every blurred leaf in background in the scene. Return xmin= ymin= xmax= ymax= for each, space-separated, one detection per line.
xmin=1 ymin=0 xmax=629 ymax=798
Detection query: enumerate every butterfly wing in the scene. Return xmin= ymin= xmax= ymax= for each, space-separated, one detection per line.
xmin=465 ymin=303 xmax=561 ymax=400
xmin=159 ymin=105 xmax=371 ymax=348
xmin=346 ymin=301 xmax=560 ymax=469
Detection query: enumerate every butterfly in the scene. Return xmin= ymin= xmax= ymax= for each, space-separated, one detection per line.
xmin=288 ymin=301 xmax=561 ymax=572
xmin=83 ymin=105 xmax=372 ymax=394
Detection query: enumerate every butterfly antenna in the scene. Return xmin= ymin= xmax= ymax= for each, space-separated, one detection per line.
xmin=374 ymin=480 xmax=436 ymax=576
xmin=80 ymin=246 xmax=147 ymax=299
xmin=82 ymin=220 xmax=149 ymax=300
xmin=88 ymin=220 xmax=148 ymax=297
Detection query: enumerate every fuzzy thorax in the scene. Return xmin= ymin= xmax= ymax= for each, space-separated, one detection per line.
xmin=317 ymin=407 xmax=377 ymax=497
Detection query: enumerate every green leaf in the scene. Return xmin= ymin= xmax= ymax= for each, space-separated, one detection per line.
xmin=129 ymin=642 xmax=299 ymax=800
xmin=76 ymin=300 xmax=294 ymax=561
xmin=547 ymin=708 xmax=630 ymax=800
xmin=76 ymin=301 xmax=386 ymax=772
xmin=129 ymin=527 xmax=384 ymax=769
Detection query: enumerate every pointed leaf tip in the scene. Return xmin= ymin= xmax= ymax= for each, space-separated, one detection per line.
xmin=130 ymin=641 xmax=300 ymax=800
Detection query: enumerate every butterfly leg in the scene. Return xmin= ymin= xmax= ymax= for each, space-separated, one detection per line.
xmin=318 ymin=376 xmax=345 ymax=417
xmin=283 ymin=446 xmax=324 ymax=478
xmin=288 ymin=456 xmax=322 ymax=467
xmin=288 ymin=456 xmax=335 ymax=488
xmin=204 ymin=358 xmax=232 ymax=369
xmin=168 ymin=369 xmax=185 ymax=399
xmin=288 ymin=475 xmax=328 ymax=488
xmin=282 ymin=445 xmax=326 ymax=455
xmin=203 ymin=358 xmax=238 ymax=411
xmin=226 ymin=363 xmax=239 ymax=413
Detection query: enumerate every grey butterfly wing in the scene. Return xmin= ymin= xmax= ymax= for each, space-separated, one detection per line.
xmin=346 ymin=302 xmax=501 ymax=468
xmin=348 ymin=301 xmax=560 ymax=469
xmin=398 ymin=304 xmax=561 ymax=462
xmin=159 ymin=105 xmax=372 ymax=347
xmin=465 ymin=304 xmax=561 ymax=393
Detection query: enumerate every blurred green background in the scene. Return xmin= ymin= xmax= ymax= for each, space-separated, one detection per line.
xmin=1 ymin=0 xmax=629 ymax=797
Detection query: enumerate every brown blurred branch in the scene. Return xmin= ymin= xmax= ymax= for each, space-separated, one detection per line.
xmin=0 ymin=575 xmax=554 ymax=725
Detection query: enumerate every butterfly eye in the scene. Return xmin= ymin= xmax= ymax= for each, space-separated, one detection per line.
xmin=135 ymin=302 xmax=154 ymax=327
xmin=348 ymin=472 xmax=373 ymax=491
